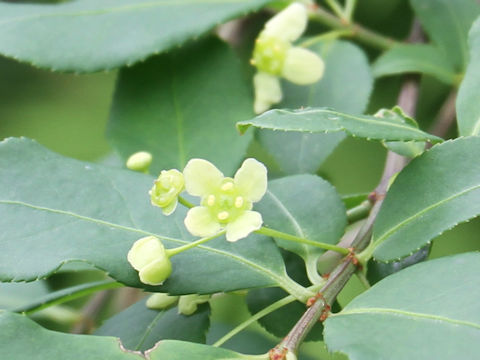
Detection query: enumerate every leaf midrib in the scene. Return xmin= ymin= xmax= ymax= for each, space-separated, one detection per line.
xmin=373 ymin=183 xmax=480 ymax=247
xmin=0 ymin=199 xmax=290 ymax=291
xmin=0 ymin=0 xmax=248 ymax=26
xmin=256 ymin=109 xmax=440 ymax=140
xmin=334 ymin=307 xmax=480 ymax=330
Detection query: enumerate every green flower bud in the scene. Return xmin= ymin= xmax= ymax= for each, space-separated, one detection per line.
xmin=146 ymin=293 xmax=179 ymax=309
xmin=127 ymin=236 xmax=172 ymax=286
xmin=150 ymin=169 xmax=185 ymax=215
xmin=177 ymin=294 xmax=210 ymax=316
xmin=126 ymin=151 xmax=152 ymax=173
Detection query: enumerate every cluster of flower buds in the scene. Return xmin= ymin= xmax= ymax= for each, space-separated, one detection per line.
xmin=127 ymin=157 xmax=268 ymax=289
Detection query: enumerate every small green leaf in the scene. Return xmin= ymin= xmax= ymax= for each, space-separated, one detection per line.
xmin=256 ymin=175 xmax=346 ymax=282
xmin=371 ymin=137 xmax=480 ymax=261
xmin=147 ymin=340 xmax=254 ymax=359
xmin=410 ymin=0 xmax=480 ymax=71
xmin=372 ymin=44 xmax=457 ymax=84
xmin=95 ymin=298 xmax=210 ymax=351
xmin=0 ymin=310 xmax=143 ymax=359
xmin=258 ymin=40 xmax=373 ymax=174
xmin=237 ymin=107 xmax=442 ymax=143
xmin=0 ymin=0 xmax=269 ymax=72
xmin=324 ymin=253 xmax=480 ymax=360
xmin=457 ymin=17 xmax=480 ymax=136
xmin=0 ymin=138 xmax=300 ymax=296
xmin=108 ymin=38 xmax=252 ymax=176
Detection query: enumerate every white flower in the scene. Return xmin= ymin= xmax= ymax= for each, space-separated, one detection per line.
xmin=183 ymin=158 xmax=267 ymax=242
xmin=251 ymin=2 xmax=325 ymax=113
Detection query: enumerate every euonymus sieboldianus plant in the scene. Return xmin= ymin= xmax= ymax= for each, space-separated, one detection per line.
xmin=1 ymin=1 xmax=480 ymax=359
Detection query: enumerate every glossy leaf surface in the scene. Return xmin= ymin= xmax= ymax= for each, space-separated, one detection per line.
xmin=238 ymin=108 xmax=442 ymax=143
xmin=256 ymin=175 xmax=346 ymax=281
xmin=457 ymin=17 xmax=480 ymax=136
xmin=0 ymin=138 xmax=297 ymax=296
xmin=108 ymin=38 xmax=252 ymax=176
xmin=0 ymin=0 xmax=269 ymax=72
xmin=0 ymin=311 xmax=143 ymax=360
xmin=410 ymin=0 xmax=480 ymax=71
xmin=372 ymin=137 xmax=480 ymax=261
xmin=325 ymin=253 xmax=480 ymax=359
xmin=373 ymin=44 xmax=457 ymax=84
xmin=95 ymin=298 xmax=210 ymax=351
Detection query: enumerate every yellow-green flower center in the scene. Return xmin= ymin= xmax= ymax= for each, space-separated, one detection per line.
xmin=251 ymin=34 xmax=290 ymax=75
xmin=201 ymin=178 xmax=251 ymax=224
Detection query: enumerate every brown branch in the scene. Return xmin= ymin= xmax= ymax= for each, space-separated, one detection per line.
xmin=268 ymin=20 xmax=426 ymax=359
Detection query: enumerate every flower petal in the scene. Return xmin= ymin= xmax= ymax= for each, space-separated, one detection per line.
xmin=184 ymin=206 xmax=222 ymax=237
xmin=183 ymin=159 xmax=224 ymax=196
xmin=225 ymin=211 xmax=263 ymax=242
xmin=161 ymin=197 xmax=178 ymax=216
xmin=263 ymin=3 xmax=307 ymax=42
xmin=138 ymin=256 xmax=172 ymax=286
xmin=234 ymin=158 xmax=268 ymax=202
xmin=282 ymin=47 xmax=325 ymax=85
xmin=127 ymin=236 xmax=166 ymax=271
xmin=253 ymin=72 xmax=282 ymax=114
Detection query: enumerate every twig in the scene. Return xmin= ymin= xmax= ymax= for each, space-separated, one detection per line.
xmin=428 ymin=89 xmax=457 ymax=138
xmin=308 ymin=4 xmax=399 ymax=50
xmin=268 ymin=20 xmax=425 ymax=359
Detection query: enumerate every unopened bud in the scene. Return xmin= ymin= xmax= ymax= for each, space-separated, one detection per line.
xmin=146 ymin=293 xmax=179 ymax=309
xmin=126 ymin=151 xmax=152 ymax=173
xmin=127 ymin=236 xmax=172 ymax=286
xmin=178 ymin=294 xmax=210 ymax=316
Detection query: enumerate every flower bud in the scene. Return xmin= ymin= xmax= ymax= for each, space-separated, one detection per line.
xmin=150 ymin=169 xmax=185 ymax=215
xmin=177 ymin=294 xmax=210 ymax=316
xmin=127 ymin=236 xmax=172 ymax=286
xmin=146 ymin=293 xmax=179 ymax=309
xmin=126 ymin=151 xmax=152 ymax=173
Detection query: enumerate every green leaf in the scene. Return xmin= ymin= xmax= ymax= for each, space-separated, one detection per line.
xmin=324 ymin=253 xmax=480 ymax=360
xmin=372 ymin=44 xmax=457 ymax=84
xmin=12 ymin=280 xmax=122 ymax=314
xmin=410 ymin=0 xmax=480 ymax=71
xmin=457 ymin=17 xmax=480 ymax=136
xmin=0 ymin=0 xmax=269 ymax=72
xmin=256 ymin=175 xmax=346 ymax=283
xmin=147 ymin=340 xmax=252 ymax=359
xmin=366 ymin=245 xmax=430 ymax=285
xmin=0 ymin=310 xmax=143 ymax=359
xmin=237 ymin=108 xmax=443 ymax=143
xmin=95 ymin=298 xmax=210 ymax=351
xmin=108 ymin=38 xmax=252 ymax=176
xmin=0 ymin=138 xmax=302 ymax=296
xmin=371 ymin=137 xmax=480 ymax=261
xmin=258 ymin=40 xmax=373 ymax=174
xmin=0 ymin=281 xmax=49 ymax=310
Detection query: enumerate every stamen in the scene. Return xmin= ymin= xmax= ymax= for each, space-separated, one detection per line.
xmin=217 ymin=211 xmax=229 ymax=221
xmin=221 ymin=182 xmax=234 ymax=191
xmin=234 ymin=196 xmax=244 ymax=208
xmin=207 ymin=194 xmax=215 ymax=206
